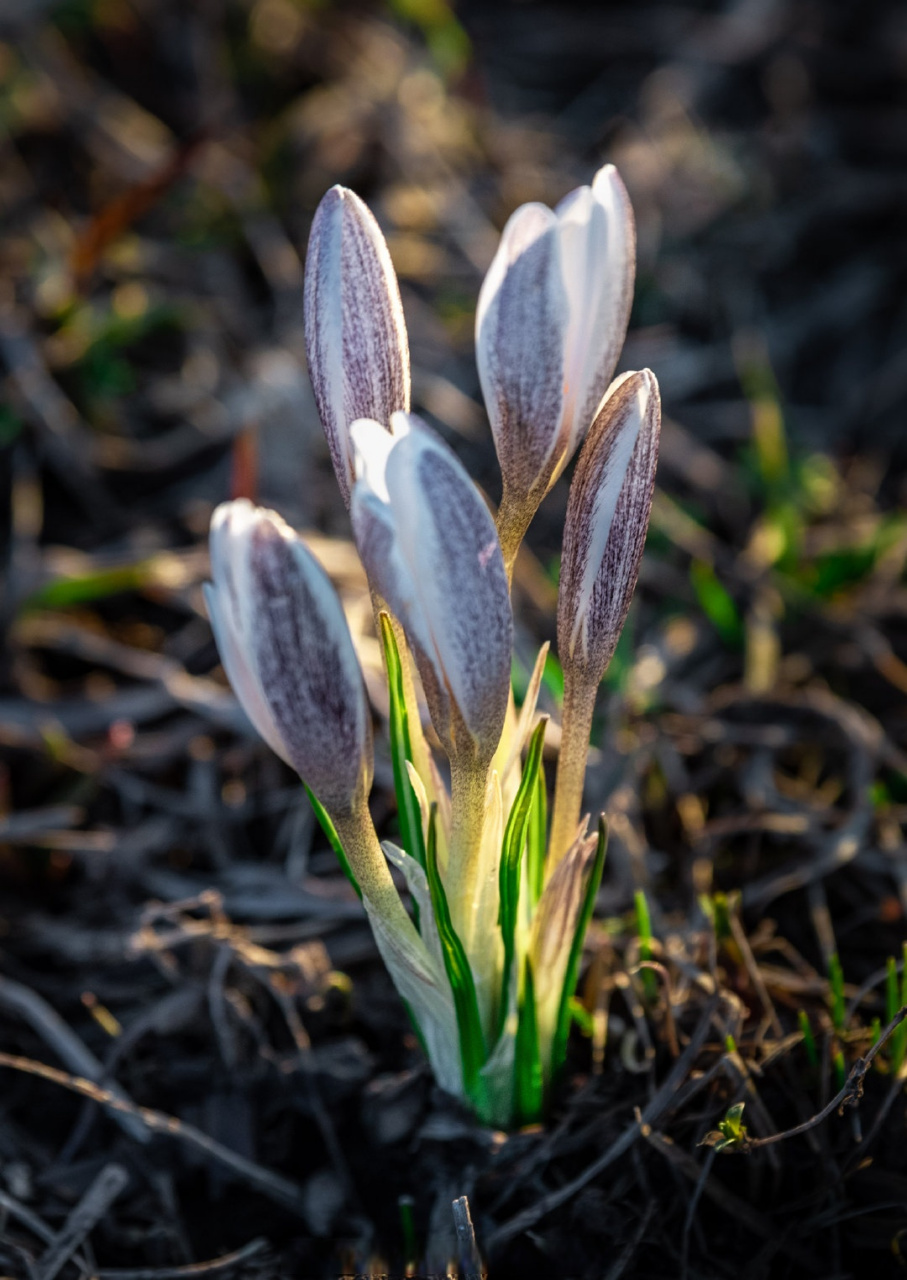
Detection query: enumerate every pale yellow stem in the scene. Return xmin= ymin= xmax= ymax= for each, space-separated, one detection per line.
xmin=332 ymin=798 xmax=415 ymax=942
xmin=445 ymin=754 xmax=492 ymax=952
xmin=547 ymin=666 xmax=597 ymax=874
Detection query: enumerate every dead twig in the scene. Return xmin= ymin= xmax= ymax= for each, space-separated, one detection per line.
xmin=488 ymin=994 xmax=721 ymax=1249
xmin=733 ymin=1006 xmax=907 ymax=1151
xmin=37 ymin=1163 xmax=129 ymax=1280
xmin=95 ymin=1238 xmax=271 ymax=1279
xmin=0 ymin=976 xmax=149 ymax=1144
xmin=0 ymin=1052 xmax=308 ymax=1218
xmin=452 ymin=1196 xmax=484 ymax=1280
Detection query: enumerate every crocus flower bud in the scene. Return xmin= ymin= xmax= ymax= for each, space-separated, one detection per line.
xmin=476 ymin=165 xmax=636 ymax=542
xmin=557 ymin=369 xmax=661 ymax=685
xmin=205 ymin=499 xmax=372 ymax=813
xmin=303 ymin=185 xmax=410 ymax=506
xmin=349 ymin=412 xmax=513 ymax=767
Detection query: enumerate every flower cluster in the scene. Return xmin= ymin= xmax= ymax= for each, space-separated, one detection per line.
xmin=205 ymin=167 xmax=661 ymax=1127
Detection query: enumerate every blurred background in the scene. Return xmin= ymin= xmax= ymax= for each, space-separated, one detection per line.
xmin=1 ymin=1 xmax=907 ymax=1277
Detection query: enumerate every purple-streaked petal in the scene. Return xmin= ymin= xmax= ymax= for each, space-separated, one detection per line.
xmin=206 ymin=503 xmax=287 ymax=761
xmin=351 ymin=412 xmax=513 ymax=764
xmin=476 ymin=203 xmax=567 ymax=499
xmin=556 ymin=165 xmax=636 ymax=466
xmin=475 ymin=164 xmax=637 ymax=513
xmin=206 ymin=500 xmax=372 ymax=812
xmin=557 ymin=369 xmax=660 ymax=682
xmin=303 ymin=186 xmax=410 ymax=505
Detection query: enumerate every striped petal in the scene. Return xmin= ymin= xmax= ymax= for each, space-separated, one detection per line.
xmin=303 ymin=185 xmax=410 ymax=506
xmin=206 ymin=500 xmax=372 ymax=813
xmin=556 ymin=165 xmax=636 ymax=467
xmin=350 ymin=413 xmax=513 ymax=765
xmin=475 ymin=203 xmax=567 ymax=500
xmin=476 ymin=164 xmax=636 ymax=511
xmin=557 ymin=369 xmax=661 ymax=682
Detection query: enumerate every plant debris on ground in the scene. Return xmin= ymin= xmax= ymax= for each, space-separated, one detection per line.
xmin=1 ymin=1 xmax=907 ymax=1277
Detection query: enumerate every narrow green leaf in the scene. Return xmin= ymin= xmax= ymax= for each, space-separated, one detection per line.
xmin=514 ymin=959 xmax=543 ymax=1125
xmin=398 ymin=1195 xmax=417 ymax=1276
xmin=304 ymin=784 xmax=361 ymax=900
xmin=497 ymin=718 xmax=548 ymax=1038
xmin=828 ymin=952 xmax=846 ymax=1032
xmin=634 ymin=888 xmax=657 ymax=1004
xmin=690 ymin=560 xmax=743 ymax=646
xmin=22 ymin=561 xmax=158 ymax=613
xmin=886 ymin=955 xmax=898 ymax=1026
xmin=550 ymin=816 xmax=608 ymax=1081
xmin=569 ymin=996 xmax=594 ymax=1037
xmin=833 ymin=1045 xmax=847 ymax=1092
xmin=526 ymin=757 xmax=547 ymax=911
xmin=899 ymin=943 xmax=907 ymax=1063
xmin=379 ymin=613 xmax=427 ymax=872
xmin=797 ymin=1009 xmax=818 ymax=1068
xmin=424 ymin=804 xmax=488 ymax=1116
xmin=891 ymin=945 xmax=907 ymax=1076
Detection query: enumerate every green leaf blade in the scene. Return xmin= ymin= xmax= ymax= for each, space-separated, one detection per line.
xmin=379 ymin=613 xmax=427 ymax=872
xmin=497 ymin=718 xmax=547 ymax=1038
xmin=424 ymin=805 xmax=488 ymax=1117
xmin=514 ymin=959 xmax=544 ymax=1126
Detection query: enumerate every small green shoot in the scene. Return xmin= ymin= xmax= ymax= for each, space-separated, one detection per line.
xmin=700 ymin=890 xmax=735 ymax=944
xmin=702 ymin=1101 xmax=749 ymax=1154
xmin=568 ymin=996 xmax=594 ymax=1037
xmin=634 ymin=888 xmax=657 ymax=1003
xmin=690 ymin=560 xmax=744 ymax=646
xmin=828 ymin=952 xmax=846 ymax=1032
xmin=797 ymin=1010 xmax=818 ymax=1068
xmin=828 ymin=952 xmax=848 ymax=1089
xmin=398 ymin=1195 xmax=417 ymax=1276
xmin=887 ymin=947 xmax=907 ymax=1076
xmin=497 ymin=718 xmax=547 ymax=1037
xmin=832 ymin=1046 xmax=847 ymax=1093
xmin=22 ymin=560 xmax=162 ymax=613
xmin=513 ymin=959 xmax=543 ymax=1125
xmin=379 ymin=614 xmax=427 ymax=873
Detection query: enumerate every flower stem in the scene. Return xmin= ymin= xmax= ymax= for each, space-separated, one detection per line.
xmin=547 ymin=666 xmax=597 ymax=873
xmin=446 ymin=755 xmax=491 ymax=953
xmin=332 ymin=798 xmax=415 ymax=942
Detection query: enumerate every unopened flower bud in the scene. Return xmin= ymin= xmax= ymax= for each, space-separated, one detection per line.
xmin=557 ymin=370 xmax=660 ymax=684
xmin=205 ymin=499 xmax=372 ymax=813
xmin=476 ymin=164 xmax=636 ymax=539
xmin=303 ymin=185 xmax=410 ymax=506
xmin=350 ymin=412 xmax=513 ymax=767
